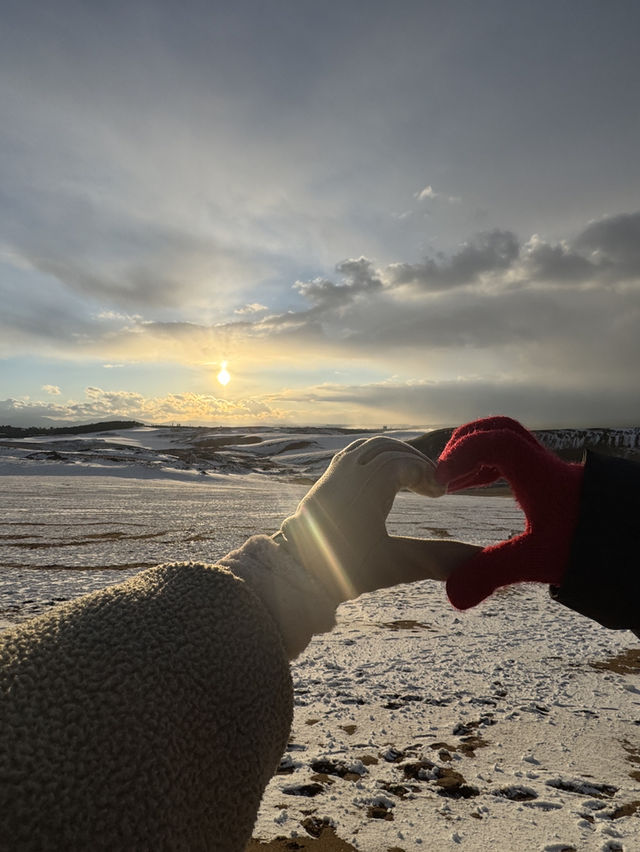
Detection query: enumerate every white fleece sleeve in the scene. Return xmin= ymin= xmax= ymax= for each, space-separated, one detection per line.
xmin=219 ymin=534 xmax=339 ymax=659
xmin=0 ymin=562 xmax=294 ymax=851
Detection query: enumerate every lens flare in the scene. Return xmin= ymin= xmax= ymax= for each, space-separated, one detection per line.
xmin=217 ymin=361 xmax=231 ymax=386
xmin=300 ymin=507 xmax=357 ymax=602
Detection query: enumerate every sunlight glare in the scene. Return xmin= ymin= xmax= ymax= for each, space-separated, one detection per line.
xmin=217 ymin=361 xmax=231 ymax=386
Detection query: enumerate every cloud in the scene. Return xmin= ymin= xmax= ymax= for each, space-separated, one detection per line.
xmin=267 ymin=375 xmax=640 ymax=428
xmin=3 ymin=0 xmax=640 ymax=342
xmin=574 ymin=211 xmax=640 ymax=277
xmin=3 ymin=363 xmax=639 ymax=430
xmin=521 ymin=235 xmax=594 ymax=283
xmin=389 ymin=229 xmax=520 ymax=290
xmin=415 ymin=185 xmax=461 ymax=204
xmin=0 ymin=273 xmax=99 ymax=357
xmin=42 ymin=385 xmax=61 ymax=395
xmin=516 ymin=213 xmax=640 ymax=286
xmin=0 ymin=398 xmax=73 ymax=428
xmin=7 ymin=210 xmax=637 ymax=384
xmin=234 ymin=303 xmax=268 ymax=315
xmin=294 ymin=257 xmax=384 ymax=308
xmin=2 ymin=3 xmax=640 ymax=430
xmin=0 ymin=189 xmax=270 ymax=310
xmin=416 ymin=185 xmax=437 ymax=201
xmin=4 ymin=209 xmax=640 ymax=429
xmin=0 ymin=2 xmax=415 ymax=318
xmin=0 ymin=388 xmax=284 ymax=428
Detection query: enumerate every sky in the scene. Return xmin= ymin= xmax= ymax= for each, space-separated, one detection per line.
xmin=2 ymin=0 xmax=640 ymax=429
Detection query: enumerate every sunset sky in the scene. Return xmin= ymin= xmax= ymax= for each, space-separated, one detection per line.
xmin=2 ymin=0 xmax=640 ymax=428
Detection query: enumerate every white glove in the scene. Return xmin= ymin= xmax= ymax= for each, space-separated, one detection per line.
xmin=277 ymin=436 xmax=478 ymax=603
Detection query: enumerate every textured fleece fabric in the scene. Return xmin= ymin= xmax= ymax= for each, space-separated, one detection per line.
xmin=0 ymin=535 xmax=338 ymax=851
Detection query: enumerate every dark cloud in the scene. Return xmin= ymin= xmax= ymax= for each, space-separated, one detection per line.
xmin=522 ymin=238 xmax=594 ymax=283
xmin=387 ymin=214 xmax=640 ymax=293
xmin=520 ymin=212 xmax=640 ymax=284
xmin=389 ymin=229 xmax=520 ymax=291
xmin=284 ymin=378 xmax=640 ymax=429
xmin=294 ymin=257 xmax=383 ymax=308
xmin=308 ymin=285 xmax=640 ymax=385
xmin=279 ymin=216 xmax=640 ymax=358
xmin=574 ymin=211 xmax=640 ymax=277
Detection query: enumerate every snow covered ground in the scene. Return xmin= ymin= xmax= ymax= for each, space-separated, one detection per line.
xmin=1 ymin=428 xmax=639 ymax=850
xmin=0 ymin=424 xmax=408 ymax=482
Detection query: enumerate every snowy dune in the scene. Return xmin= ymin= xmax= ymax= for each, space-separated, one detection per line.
xmin=0 ymin=425 xmax=392 ymax=482
xmin=0 ymin=427 xmax=639 ymax=850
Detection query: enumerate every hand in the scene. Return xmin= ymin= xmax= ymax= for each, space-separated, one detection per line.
xmin=278 ymin=436 xmax=479 ymax=602
xmin=436 ymin=416 xmax=584 ymax=609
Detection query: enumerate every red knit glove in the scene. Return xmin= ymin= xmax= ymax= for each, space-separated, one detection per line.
xmin=435 ymin=416 xmax=585 ymax=609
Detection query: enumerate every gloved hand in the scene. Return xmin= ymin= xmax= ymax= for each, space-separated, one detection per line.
xmin=277 ymin=436 xmax=479 ymax=603
xmin=435 ymin=416 xmax=584 ymax=609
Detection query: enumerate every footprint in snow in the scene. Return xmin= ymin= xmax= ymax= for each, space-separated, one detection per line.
xmin=546 ymin=777 xmax=618 ymax=798
xmin=493 ymin=784 xmax=538 ymax=802
xmin=309 ymin=758 xmax=366 ymax=782
xmin=282 ymin=782 xmax=325 ymax=797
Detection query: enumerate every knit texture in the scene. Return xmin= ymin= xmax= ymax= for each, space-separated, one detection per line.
xmin=436 ymin=416 xmax=584 ymax=609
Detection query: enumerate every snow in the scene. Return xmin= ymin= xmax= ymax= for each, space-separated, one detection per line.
xmin=0 ymin=426 xmax=429 ymax=482
xmin=12 ymin=425 xmax=197 ymax=450
xmin=266 ymin=576 xmax=639 ymax=851
xmin=1 ymin=428 xmax=639 ymax=850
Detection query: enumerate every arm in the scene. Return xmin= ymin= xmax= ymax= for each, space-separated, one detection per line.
xmin=1 ymin=437 xmax=474 ymax=850
xmin=225 ymin=436 xmax=478 ymax=659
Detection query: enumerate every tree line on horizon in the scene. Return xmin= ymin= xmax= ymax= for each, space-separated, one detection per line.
xmin=0 ymin=421 xmax=144 ymax=438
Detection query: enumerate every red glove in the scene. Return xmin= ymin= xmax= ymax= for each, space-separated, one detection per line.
xmin=435 ymin=416 xmax=585 ymax=609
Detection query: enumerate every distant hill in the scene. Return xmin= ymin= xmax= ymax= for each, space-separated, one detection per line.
xmin=0 ymin=421 xmax=144 ymax=439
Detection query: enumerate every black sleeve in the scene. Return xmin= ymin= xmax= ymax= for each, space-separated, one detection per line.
xmin=550 ymin=451 xmax=640 ymax=634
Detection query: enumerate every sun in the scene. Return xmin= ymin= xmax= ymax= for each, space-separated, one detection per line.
xmin=217 ymin=361 xmax=231 ymax=386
